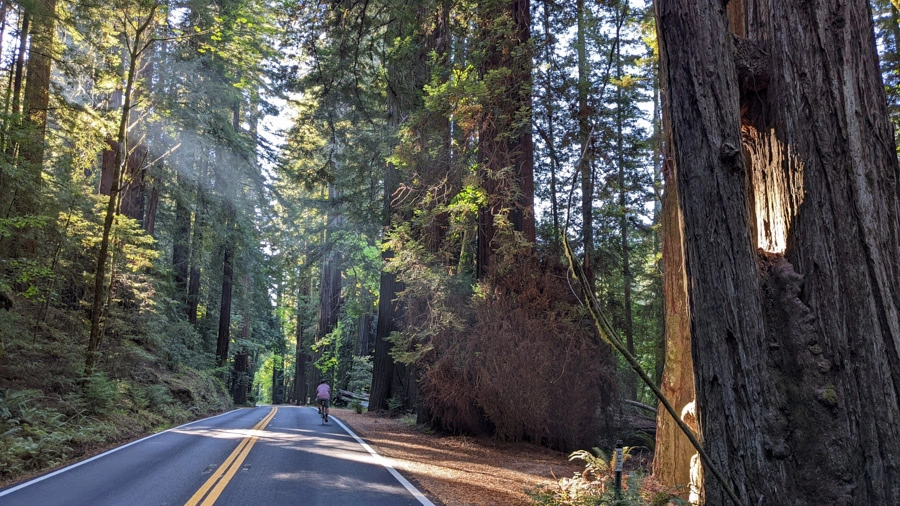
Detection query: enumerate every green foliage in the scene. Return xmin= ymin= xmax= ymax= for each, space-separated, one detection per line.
xmin=79 ymin=373 xmax=120 ymax=415
xmin=347 ymin=356 xmax=373 ymax=394
xmin=386 ymin=396 xmax=404 ymax=416
xmin=527 ymin=447 xmax=648 ymax=506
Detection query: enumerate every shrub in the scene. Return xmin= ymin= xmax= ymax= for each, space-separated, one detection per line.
xmin=79 ymin=373 xmax=120 ymax=415
xmin=396 ymin=253 xmax=618 ymax=451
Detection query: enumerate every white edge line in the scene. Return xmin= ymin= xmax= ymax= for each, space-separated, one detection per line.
xmin=0 ymin=408 xmax=245 ymax=497
xmin=327 ymin=409 xmax=435 ymax=506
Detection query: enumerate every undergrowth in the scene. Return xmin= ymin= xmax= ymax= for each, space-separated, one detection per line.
xmin=0 ymin=292 xmax=231 ymax=485
xmin=527 ymin=446 xmax=688 ymax=506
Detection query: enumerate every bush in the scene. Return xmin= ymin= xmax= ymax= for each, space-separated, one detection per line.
xmin=79 ymin=373 xmax=120 ymax=415
xmin=527 ymin=447 xmax=651 ymax=505
xmin=347 ymin=356 xmax=372 ymax=394
xmin=399 ymin=255 xmax=618 ymax=451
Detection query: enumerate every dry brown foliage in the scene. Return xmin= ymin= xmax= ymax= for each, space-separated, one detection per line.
xmin=409 ymin=255 xmax=619 ymax=452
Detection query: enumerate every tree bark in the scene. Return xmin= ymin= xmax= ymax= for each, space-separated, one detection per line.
xmin=476 ymin=0 xmax=535 ymax=278
xmin=86 ymin=4 xmax=158 ymax=375
xmin=10 ymin=11 xmax=28 ymax=117
xmin=652 ymin=159 xmax=695 ymax=493
xmin=21 ymin=0 xmax=56 ymax=175
xmin=657 ymin=0 xmax=900 ymax=503
xmin=576 ymin=0 xmax=594 ymax=287
xmin=215 ymin=229 xmax=234 ymax=368
xmin=172 ymin=175 xmax=192 ymax=304
xmin=186 ymin=184 xmax=206 ymax=325
xmin=294 ymin=280 xmax=310 ymax=405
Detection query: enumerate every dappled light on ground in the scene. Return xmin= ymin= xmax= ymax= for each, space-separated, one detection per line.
xmin=332 ymin=409 xmax=582 ymax=505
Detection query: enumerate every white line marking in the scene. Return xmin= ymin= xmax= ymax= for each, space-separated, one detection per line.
xmin=0 ymin=409 xmax=245 ymax=497
xmin=326 ymin=408 xmax=435 ymax=506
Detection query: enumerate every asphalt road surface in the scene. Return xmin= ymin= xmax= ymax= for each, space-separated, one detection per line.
xmin=0 ymin=406 xmax=433 ymax=506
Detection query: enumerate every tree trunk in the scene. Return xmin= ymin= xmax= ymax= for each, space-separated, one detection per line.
xmin=314 ymin=247 xmax=341 ymax=382
xmin=657 ymin=0 xmax=900 ymax=503
xmin=10 ymin=11 xmax=28 ymax=117
xmin=476 ymin=0 xmax=535 ymax=278
xmin=576 ymin=0 xmax=594 ymax=286
xmin=21 ymin=0 xmax=56 ymax=176
xmin=312 ymin=185 xmax=343 ymax=387
xmin=172 ymin=175 xmax=192 ymax=304
xmin=232 ymin=349 xmax=249 ymax=404
xmin=86 ymin=4 xmax=158 ymax=375
xmin=186 ymin=186 xmax=206 ymax=325
xmin=294 ymin=282 xmax=309 ymax=405
xmin=215 ymin=233 xmax=234 ymax=368
xmin=272 ymin=352 xmax=285 ymax=404
xmin=652 ymin=155 xmax=695 ymax=492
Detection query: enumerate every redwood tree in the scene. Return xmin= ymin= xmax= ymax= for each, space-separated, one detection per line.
xmin=476 ymin=0 xmax=535 ymax=278
xmin=657 ymin=0 xmax=900 ymax=503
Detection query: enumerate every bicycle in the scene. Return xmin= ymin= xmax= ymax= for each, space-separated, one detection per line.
xmin=317 ymin=398 xmax=329 ymax=424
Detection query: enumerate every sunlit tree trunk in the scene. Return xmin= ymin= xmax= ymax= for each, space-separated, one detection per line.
xmin=652 ymin=150 xmax=695 ymax=493
xmin=86 ymin=3 xmax=159 ymax=375
xmin=21 ymin=0 xmax=56 ymax=178
xmin=657 ymin=0 xmax=900 ymax=502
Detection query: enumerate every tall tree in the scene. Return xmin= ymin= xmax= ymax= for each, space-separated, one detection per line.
xmin=576 ymin=0 xmax=595 ymax=286
xmin=85 ymin=1 xmax=160 ymax=375
xmin=657 ymin=0 xmax=900 ymax=503
xmin=476 ymin=0 xmax=535 ymax=278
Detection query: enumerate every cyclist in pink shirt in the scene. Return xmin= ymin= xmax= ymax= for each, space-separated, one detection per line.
xmin=316 ymin=380 xmax=331 ymax=422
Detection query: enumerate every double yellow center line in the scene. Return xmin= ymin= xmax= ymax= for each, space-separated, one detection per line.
xmin=185 ymin=407 xmax=278 ymax=506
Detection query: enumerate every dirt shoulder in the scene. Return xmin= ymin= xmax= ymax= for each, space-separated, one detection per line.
xmin=332 ymin=408 xmax=581 ymax=505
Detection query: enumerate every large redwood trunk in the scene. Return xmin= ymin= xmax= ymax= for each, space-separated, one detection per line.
xmin=21 ymin=0 xmax=56 ymax=176
xmin=215 ymin=236 xmax=234 ymax=368
xmin=657 ymin=0 xmax=900 ymax=503
xmin=476 ymin=0 xmax=535 ymax=278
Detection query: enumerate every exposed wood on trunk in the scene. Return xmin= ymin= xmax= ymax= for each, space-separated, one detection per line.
xmin=651 ymin=153 xmax=695 ymax=492
xmin=657 ymin=0 xmax=900 ymax=503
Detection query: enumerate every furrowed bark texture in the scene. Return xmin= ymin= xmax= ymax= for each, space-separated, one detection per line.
xmin=658 ymin=1 xmax=771 ymax=502
xmin=742 ymin=0 xmax=900 ymax=502
xmin=476 ymin=0 xmax=535 ymax=278
xmin=658 ymin=0 xmax=900 ymax=503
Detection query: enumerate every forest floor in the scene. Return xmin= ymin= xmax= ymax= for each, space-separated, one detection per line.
xmin=332 ymin=407 xmax=583 ymax=505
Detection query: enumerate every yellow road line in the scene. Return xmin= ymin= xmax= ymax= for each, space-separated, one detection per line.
xmin=185 ymin=407 xmax=277 ymax=506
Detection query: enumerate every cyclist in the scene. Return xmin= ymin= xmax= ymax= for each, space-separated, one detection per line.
xmin=316 ymin=379 xmax=332 ymax=422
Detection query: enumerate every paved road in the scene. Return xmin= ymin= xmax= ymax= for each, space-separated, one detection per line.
xmin=0 ymin=406 xmax=432 ymax=506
